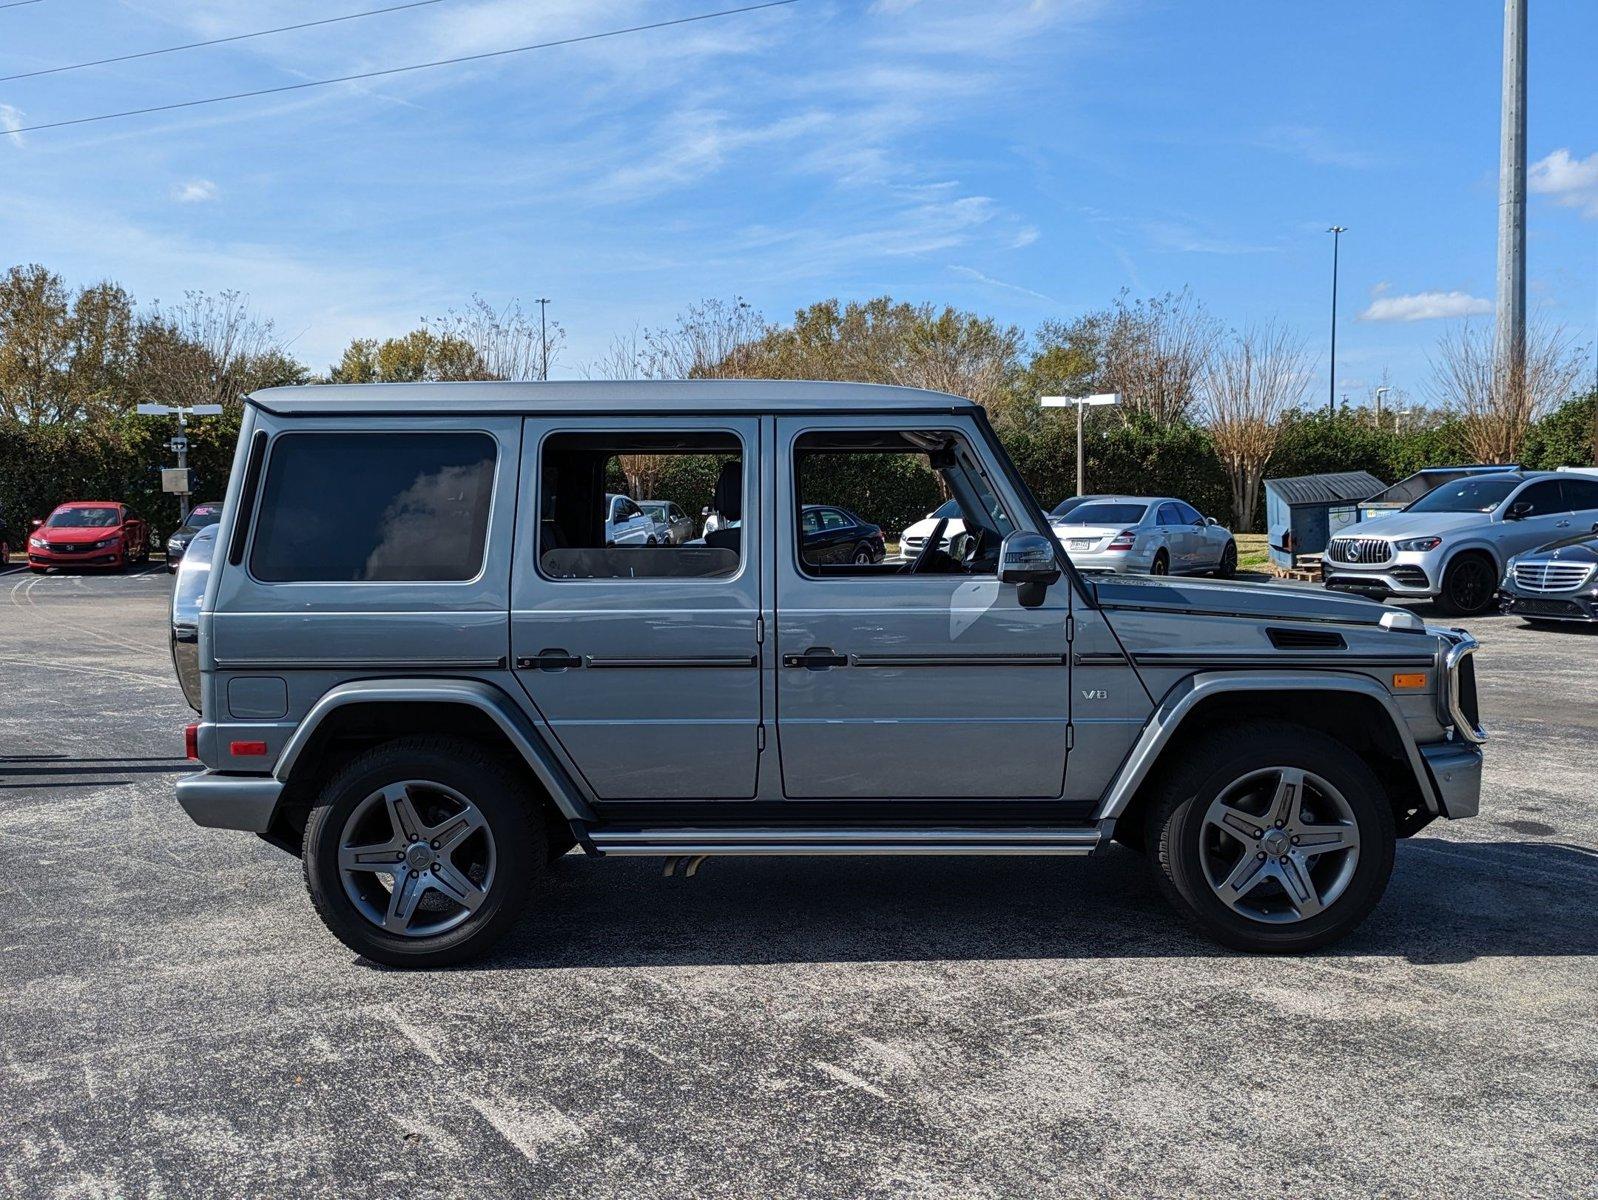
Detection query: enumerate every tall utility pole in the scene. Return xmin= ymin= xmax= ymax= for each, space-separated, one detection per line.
xmin=1495 ymin=0 xmax=1527 ymax=383
xmin=537 ymin=298 xmax=551 ymax=381
xmin=1326 ymin=226 xmax=1348 ymax=417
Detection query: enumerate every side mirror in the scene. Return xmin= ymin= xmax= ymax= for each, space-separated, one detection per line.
xmin=30 ymin=518 xmax=42 ymax=529
xmin=701 ymin=506 xmax=712 ymax=517
xmin=1505 ymin=501 xmax=1532 ymax=521
xmin=999 ymin=530 xmax=1062 ymax=601
xmin=1204 ymin=516 xmax=1218 ymax=526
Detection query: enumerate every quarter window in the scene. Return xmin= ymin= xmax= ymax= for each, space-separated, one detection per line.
xmin=1558 ymin=478 xmax=1598 ymax=511
xmin=250 ymin=433 xmax=496 ymax=582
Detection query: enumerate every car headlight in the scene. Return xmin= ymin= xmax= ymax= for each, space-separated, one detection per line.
xmin=93 ymin=537 xmax=120 ymax=549
xmin=1395 ymin=536 xmax=1442 ymax=552
xmin=29 ymin=537 xmax=44 ymax=548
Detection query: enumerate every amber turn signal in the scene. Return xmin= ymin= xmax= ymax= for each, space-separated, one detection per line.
xmin=1391 ymin=673 xmax=1427 ymax=690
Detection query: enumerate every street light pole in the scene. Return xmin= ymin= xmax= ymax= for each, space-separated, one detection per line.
xmin=1327 ymin=226 xmax=1348 ymax=417
xmin=537 ymin=298 xmax=550 ymax=381
xmin=1374 ymin=385 xmax=1390 ymax=425
xmin=1495 ymin=0 xmax=1527 ymax=384
xmin=1040 ymin=393 xmax=1120 ymax=496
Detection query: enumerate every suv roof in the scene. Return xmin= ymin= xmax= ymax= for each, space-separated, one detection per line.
xmin=248 ymin=379 xmax=975 ymax=417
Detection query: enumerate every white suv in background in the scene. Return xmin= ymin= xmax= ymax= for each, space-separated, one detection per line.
xmin=1323 ymin=471 xmax=1598 ymax=615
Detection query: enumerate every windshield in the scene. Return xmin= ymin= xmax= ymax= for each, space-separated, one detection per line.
xmin=1405 ymin=477 xmax=1519 ymax=514
xmin=639 ymin=502 xmax=667 ymax=520
xmin=1050 ymin=495 xmax=1101 ymax=517
xmin=1057 ymin=502 xmax=1148 ymax=526
xmin=928 ymin=498 xmax=962 ymax=520
xmin=47 ymin=506 xmax=119 ymax=528
xmin=180 ymin=504 xmax=222 ymax=531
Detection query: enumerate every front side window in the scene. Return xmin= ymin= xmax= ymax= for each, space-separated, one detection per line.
xmin=250 ymin=432 xmax=496 ymax=582
xmin=1174 ymin=501 xmax=1204 ymax=525
xmin=1511 ymin=481 xmax=1566 ymax=516
xmin=540 ymin=431 xmax=741 ymax=580
xmin=793 ymin=429 xmax=1012 ymax=577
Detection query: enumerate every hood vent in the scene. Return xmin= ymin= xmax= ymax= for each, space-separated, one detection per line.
xmin=1267 ymin=627 xmax=1346 ymax=650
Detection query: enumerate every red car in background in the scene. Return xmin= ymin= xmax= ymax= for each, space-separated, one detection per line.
xmin=27 ymin=502 xmax=151 ymax=572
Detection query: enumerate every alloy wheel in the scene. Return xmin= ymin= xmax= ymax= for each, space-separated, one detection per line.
xmin=337 ymin=780 xmax=496 ymax=937
xmin=1447 ymin=559 xmax=1494 ymax=613
xmin=1198 ymin=766 xmax=1360 ymax=924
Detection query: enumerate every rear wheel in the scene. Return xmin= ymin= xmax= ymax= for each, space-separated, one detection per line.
xmin=302 ymin=736 xmax=542 ymax=967
xmin=852 ymin=544 xmax=875 ymax=565
xmin=1436 ymin=553 xmax=1497 ymax=616
xmin=1150 ymin=550 xmax=1170 ymax=576
xmin=1145 ymin=721 xmax=1394 ymax=952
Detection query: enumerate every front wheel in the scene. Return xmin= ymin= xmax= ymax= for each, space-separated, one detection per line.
xmin=1214 ymin=540 xmax=1237 ymax=579
xmin=1436 ymin=554 xmax=1497 ymax=616
xmin=302 ymin=736 xmax=542 ymax=967
xmin=1145 ymin=721 xmax=1395 ymax=952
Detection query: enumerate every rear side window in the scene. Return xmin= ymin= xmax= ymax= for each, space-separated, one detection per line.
xmin=250 ymin=432 xmax=496 ymax=582
xmin=1559 ymin=478 xmax=1598 ymax=511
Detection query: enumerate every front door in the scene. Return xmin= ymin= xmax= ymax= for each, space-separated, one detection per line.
xmin=509 ymin=417 xmax=762 ymax=800
xmin=773 ymin=416 xmax=1073 ymax=800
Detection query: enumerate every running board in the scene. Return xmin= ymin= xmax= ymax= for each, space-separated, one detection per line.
xmin=587 ymin=825 xmax=1105 ymax=857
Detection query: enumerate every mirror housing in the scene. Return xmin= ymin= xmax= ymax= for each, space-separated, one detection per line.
xmin=30 ymin=518 xmax=42 ymax=529
xmin=1205 ymin=516 xmax=1218 ymax=526
xmin=1505 ymin=501 xmax=1532 ymax=521
xmin=999 ymin=531 xmax=1062 ymax=586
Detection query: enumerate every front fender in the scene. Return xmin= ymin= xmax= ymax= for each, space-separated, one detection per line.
xmin=1093 ymin=670 xmax=1443 ymax=824
xmin=274 ymin=677 xmax=595 ymax=822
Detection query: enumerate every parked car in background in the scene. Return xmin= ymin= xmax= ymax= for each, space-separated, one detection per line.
xmin=1323 ymin=471 xmax=1598 ymax=615
xmin=604 ymin=493 xmax=658 ymax=546
xmin=800 ymin=504 xmax=886 ymax=566
xmin=1498 ymin=525 xmax=1598 ymax=625
xmin=27 ymin=502 xmax=149 ymax=572
xmin=171 ymin=524 xmax=219 ymax=710
xmin=898 ymin=498 xmax=963 ymax=560
xmin=1053 ymin=496 xmax=1236 ymax=577
xmin=166 ymin=501 xmax=224 ymax=571
xmin=639 ymin=499 xmax=694 ymax=545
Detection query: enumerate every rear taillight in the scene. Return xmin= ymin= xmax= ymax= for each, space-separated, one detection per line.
xmin=184 ymin=723 xmax=199 ymax=760
xmin=1107 ymin=529 xmax=1137 ymax=552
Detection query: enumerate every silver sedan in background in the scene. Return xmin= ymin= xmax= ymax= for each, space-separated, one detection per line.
xmin=1051 ymin=495 xmax=1237 ymax=576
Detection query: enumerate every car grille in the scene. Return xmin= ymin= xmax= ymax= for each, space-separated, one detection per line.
xmin=1327 ymin=537 xmax=1392 ymax=565
xmin=1511 ymin=560 xmax=1594 ymax=593
xmin=46 ymin=542 xmax=93 ymax=554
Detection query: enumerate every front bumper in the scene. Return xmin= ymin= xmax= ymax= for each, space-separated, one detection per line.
xmin=1323 ymin=547 xmax=1442 ymax=598
xmin=1499 ymin=589 xmax=1598 ymax=623
xmin=1419 ymin=742 xmax=1483 ymax=819
xmin=27 ymin=546 xmax=124 ymax=568
xmin=176 ymin=771 xmax=282 ymax=832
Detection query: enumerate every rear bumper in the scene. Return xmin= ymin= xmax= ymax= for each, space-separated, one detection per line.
xmin=1065 ymin=549 xmax=1155 ymax=573
xmin=176 ymin=771 xmax=282 ymax=832
xmin=1419 ymin=741 xmax=1483 ymax=820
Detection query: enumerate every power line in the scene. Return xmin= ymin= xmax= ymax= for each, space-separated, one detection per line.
xmin=1 ymin=1 xmax=801 ymax=136
xmin=0 ymin=0 xmax=47 ymax=10
xmin=0 ymin=0 xmax=448 ymax=84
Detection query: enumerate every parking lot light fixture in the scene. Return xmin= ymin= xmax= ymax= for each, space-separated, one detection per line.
xmin=1041 ymin=393 xmax=1120 ymax=496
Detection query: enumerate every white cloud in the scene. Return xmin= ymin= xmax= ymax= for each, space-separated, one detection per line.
xmin=1358 ymin=290 xmax=1492 ymax=322
xmin=1529 ymin=148 xmax=1598 ymax=218
xmin=1 ymin=104 xmax=25 ymax=147
xmin=172 ymin=179 xmax=219 ymax=203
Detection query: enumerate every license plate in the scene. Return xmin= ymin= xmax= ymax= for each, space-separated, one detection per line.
xmin=1068 ymin=539 xmax=1093 ymax=550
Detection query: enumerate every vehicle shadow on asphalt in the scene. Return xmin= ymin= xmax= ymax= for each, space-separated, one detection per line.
xmin=462 ymin=837 xmax=1598 ymax=971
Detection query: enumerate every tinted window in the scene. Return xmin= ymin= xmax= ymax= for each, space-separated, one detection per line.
xmin=1156 ymin=504 xmax=1181 ymax=526
xmin=1512 ymin=481 xmax=1566 ymax=516
xmin=1059 ymin=503 xmax=1148 ymax=526
xmin=1406 ymin=477 xmax=1519 ymax=513
xmin=180 ymin=503 xmax=223 ymax=532
xmin=821 ymin=509 xmax=851 ymax=529
xmin=929 ymin=498 xmax=963 ymax=520
xmin=1561 ymin=478 xmax=1598 ymax=511
xmin=1174 ymin=501 xmax=1204 ymax=525
xmin=250 ymin=433 xmax=496 ymax=582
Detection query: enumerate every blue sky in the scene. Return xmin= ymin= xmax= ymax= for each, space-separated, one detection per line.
xmin=2 ymin=0 xmax=1594 ymax=405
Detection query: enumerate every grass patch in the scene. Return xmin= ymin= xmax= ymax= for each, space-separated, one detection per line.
xmin=1236 ymin=533 xmax=1270 ymax=570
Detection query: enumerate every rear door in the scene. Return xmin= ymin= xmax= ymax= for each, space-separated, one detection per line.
xmin=774 ymin=415 xmax=1072 ymax=800
xmin=509 ymin=417 xmax=762 ymax=800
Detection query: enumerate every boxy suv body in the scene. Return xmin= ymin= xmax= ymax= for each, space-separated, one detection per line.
xmin=175 ymin=382 xmax=1486 ymax=966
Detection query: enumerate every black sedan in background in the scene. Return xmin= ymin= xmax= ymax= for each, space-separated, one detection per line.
xmin=166 ymin=501 xmax=223 ymax=571
xmin=1500 ymin=527 xmax=1598 ymax=625
xmin=800 ymin=504 xmax=886 ymax=566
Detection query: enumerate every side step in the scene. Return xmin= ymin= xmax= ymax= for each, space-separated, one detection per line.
xmin=587 ymin=825 xmax=1104 ymax=857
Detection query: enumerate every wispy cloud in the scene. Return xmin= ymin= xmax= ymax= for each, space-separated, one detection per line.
xmin=1142 ymin=220 xmax=1277 ymax=255
xmin=1258 ymin=124 xmax=1376 ymax=169
xmin=947 ymin=264 xmax=1061 ymax=306
xmin=0 ymin=103 xmax=25 ymax=147
xmin=171 ymin=179 xmax=219 ymax=203
xmin=1359 ymin=290 xmax=1492 ymax=322
xmin=1530 ymin=148 xmax=1598 ymax=218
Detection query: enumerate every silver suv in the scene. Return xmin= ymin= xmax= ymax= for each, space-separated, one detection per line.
xmin=174 ymin=381 xmax=1485 ymax=966
xmin=1323 ymin=471 xmax=1598 ymax=615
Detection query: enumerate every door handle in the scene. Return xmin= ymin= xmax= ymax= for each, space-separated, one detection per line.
xmin=783 ymin=648 xmax=848 ymax=670
xmin=516 ymin=649 xmax=583 ymax=671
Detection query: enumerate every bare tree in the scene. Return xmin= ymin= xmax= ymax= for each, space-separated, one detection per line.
xmin=1101 ymin=289 xmax=1221 ymax=426
xmin=1202 ymin=321 xmax=1314 ymax=531
xmin=138 ymin=290 xmax=291 ymax=408
xmin=640 ymin=297 xmax=771 ymax=379
xmin=429 ymin=296 xmax=564 ymax=381
xmin=1430 ymin=320 xmax=1585 ymax=463
xmin=583 ymin=327 xmax=646 ymax=381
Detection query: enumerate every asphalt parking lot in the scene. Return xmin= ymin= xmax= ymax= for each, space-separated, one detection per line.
xmin=2 ymin=566 xmax=1595 ymax=1198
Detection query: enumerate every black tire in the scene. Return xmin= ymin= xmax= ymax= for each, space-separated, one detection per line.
xmin=1435 ymin=553 xmax=1497 ymax=616
xmin=1150 ymin=550 xmax=1170 ymax=576
xmin=852 ymin=544 xmax=874 ymax=565
xmin=1214 ymin=541 xmax=1238 ymax=579
xmin=1145 ymin=720 xmax=1395 ymax=953
xmin=302 ymin=735 xmax=543 ymax=967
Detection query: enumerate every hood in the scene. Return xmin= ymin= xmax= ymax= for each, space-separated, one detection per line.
xmin=39 ymin=526 xmax=120 ymax=545
xmin=1348 ymin=510 xmax=1491 ymax=539
xmin=1091 ymin=573 xmax=1401 ymax=627
xmin=902 ymin=516 xmax=966 ymax=538
xmin=1517 ymin=533 xmax=1598 ymax=564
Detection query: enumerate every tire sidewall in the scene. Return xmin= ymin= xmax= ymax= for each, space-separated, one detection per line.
xmin=1156 ymin=730 xmax=1395 ymax=951
xmin=1440 ymin=554 xmax=1495 ymax=616
xmin=303 ymin=741 xmax=539 ymax=966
